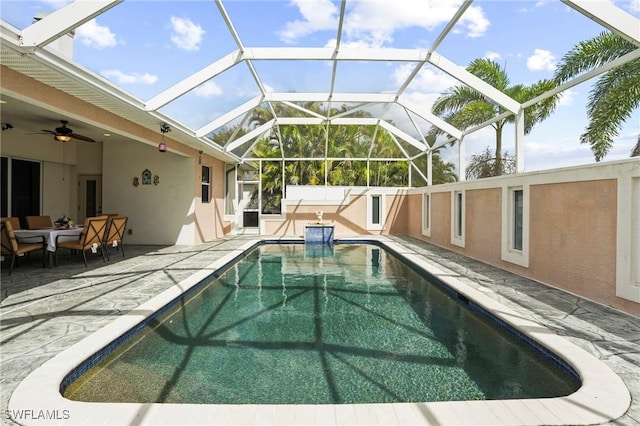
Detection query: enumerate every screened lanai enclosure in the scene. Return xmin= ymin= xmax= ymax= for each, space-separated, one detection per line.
xmin=2 ymin=0 xmax=637 ymax=190
xmin=1 ymin=0 xmax=640 ymax=315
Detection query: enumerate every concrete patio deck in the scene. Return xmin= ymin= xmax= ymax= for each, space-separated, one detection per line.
xmin=1 ymin=236 xmax=638 ymax=425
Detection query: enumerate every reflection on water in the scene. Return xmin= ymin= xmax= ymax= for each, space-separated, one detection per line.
xmin=63 ymin=244 xmax=579 ymax=405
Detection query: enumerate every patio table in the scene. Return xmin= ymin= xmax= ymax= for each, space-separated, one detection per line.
xmin=14 ymin=227 xmax=83 ymax=266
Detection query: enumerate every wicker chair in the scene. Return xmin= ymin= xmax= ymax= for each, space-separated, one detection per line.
xmin=25 ymin=215 xmax=52 ymax=229
xmin=1 ymin=219 xmax=46 ymax=274
xmin=55 ymin=216 xmax=108 ymax=267
xmin=103 ymin=216 xmax=128 ymax=260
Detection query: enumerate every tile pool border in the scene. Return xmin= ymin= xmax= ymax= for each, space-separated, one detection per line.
xmin=8 ymin=237 xmax=631 ymax=425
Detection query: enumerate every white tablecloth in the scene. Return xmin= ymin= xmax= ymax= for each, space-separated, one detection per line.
xmin=14 ymin=227 xmax=83 ymax=252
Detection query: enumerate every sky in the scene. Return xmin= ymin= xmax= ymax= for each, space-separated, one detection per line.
xmin=1 ymin=0 xmax=639 ymax=173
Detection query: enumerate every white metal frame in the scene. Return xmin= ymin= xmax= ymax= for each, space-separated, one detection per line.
xmin=1 ymin=0 xmax=638 ymax=184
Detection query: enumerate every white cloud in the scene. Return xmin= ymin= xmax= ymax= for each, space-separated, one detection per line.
xmin=193 ymin=81 xmax=223 ymax=98
xmin=278 ymin=0 xmax=339 ymax=44
xmin=76 ymin=19 xmax=117 ymax=49
xmin=262 ymin=83 xmax=276 ymax=93
xmin=393 ymin=64 xmax=457 ymax=94
xmin=557 ymin=89 xmax=577 ymax=107
xmin=485 ymin=51 xmax=502 ymax=61
xmin=40 ymin=0 xmax=72 ymax=7
xmin=458 ymin=5 xmax=490 ymax=38
xmin=527 ymin=49 xmax=556 ymax=72
xmin=101 ymin=70 xmax=158 ymax=85
xmin=170 ymin=16 xmax=205 ymax=51
xmin=280 ymin=1 xmax=489 ymax=47
xmin=625 ymin=0 xmax=640 ymax=13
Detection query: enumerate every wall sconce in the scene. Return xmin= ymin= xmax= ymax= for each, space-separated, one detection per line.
xmin=55 ymin=134 xmax=72 ymax=142
xmin=158 ymin=123 xmax=170 ymax=152
xmin=198 ymin=150 xmax=203 ymax=164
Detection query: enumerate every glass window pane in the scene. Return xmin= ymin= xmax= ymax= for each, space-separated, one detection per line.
xmin=372 ymin=195 xmax=380 ymax=225
xmin=423 ymin=194 xmax=430 ymax=229
xmin=202 ymin=165 xmax=210 ymax=183
xmin=225 ymin=164 xmax=236 ymax=215
xmin=456 ymin=192 xmax=463 ymax=237
xmin=513 ymin=189 xmax=523 ymax=251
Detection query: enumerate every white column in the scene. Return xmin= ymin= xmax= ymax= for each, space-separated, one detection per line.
xmin=427 ymin=150 xmax=433 ymax=186
xmin=458 ymin=137 xmax=466 ymax=181
xmin=515 ymin=110 xmax=525 ymax=173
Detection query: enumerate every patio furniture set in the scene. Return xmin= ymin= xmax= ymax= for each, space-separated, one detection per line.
xmin=0 ymin=214 xmax=128 ymax=274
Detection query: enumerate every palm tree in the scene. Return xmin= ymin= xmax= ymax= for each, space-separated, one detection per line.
xmin=633 ymin=135 xmax=640 ymax=157
xmin=554 ymin=32 xmax=639 ymax=161
xmin=431 ymin=58 xmax=559 ymax=177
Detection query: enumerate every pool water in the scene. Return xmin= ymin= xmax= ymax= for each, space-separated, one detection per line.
xmin=63 ymin=243 xmax=579 ymax=404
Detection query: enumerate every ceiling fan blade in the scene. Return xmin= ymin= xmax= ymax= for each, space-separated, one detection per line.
xmin=71 ymin=133 xmax=96 ymax=143
xmin=40 ymin=129 xmax=56 ymax=134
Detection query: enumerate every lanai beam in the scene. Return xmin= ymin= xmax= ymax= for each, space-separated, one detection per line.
xmin=20 ymin=1 xmax=122 ymax=48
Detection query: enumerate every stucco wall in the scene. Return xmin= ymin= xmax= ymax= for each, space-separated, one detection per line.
xmin=429 ymin=192 xmax=452 ymax=247
xmin=527 ymin=180 xmax=617 ymax=305
xmin=465 ymin=188 xmax=503 ymax=266
xmin=193 ymin=156 xmax=229 ymax=243
xmin=405 ymin=161 xmax=640 ymax=317
xmin=262 ymin=191 xmax=407 ymax=237
xmin=102 ymin=140 xmax=196 ymax=245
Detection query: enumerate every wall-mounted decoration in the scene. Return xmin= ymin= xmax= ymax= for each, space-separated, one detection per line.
xmin=142 ymin=169 xmax=152 ymax=185
xmin=133 ymin=177 xmax=139 ymax=187
xmin=153 ymin=175 xmax=160 ymax=185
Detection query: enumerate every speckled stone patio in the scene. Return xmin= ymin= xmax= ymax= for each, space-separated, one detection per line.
xmin=1 ymin=236 xmax=639 ymax=425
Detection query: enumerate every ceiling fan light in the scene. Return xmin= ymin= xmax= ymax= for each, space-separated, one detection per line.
xmin=54 ymin=134 xmax=72 ymax=142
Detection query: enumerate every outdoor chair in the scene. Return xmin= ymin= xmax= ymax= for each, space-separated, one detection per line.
xmin=1 ymin=217 xmax=21 ymax=230
xmin=102 ymin=216 xmax=128 ymax=260
xmin=55 ymin=216 xmax=108 ymax=267
xmin=25 ymin=215 xmax=53 ymax=229
xmin=1 ymin=219 xmax=46 ymax=274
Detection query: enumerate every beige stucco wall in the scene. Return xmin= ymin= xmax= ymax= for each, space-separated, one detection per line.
xmin=527 ymin=180 xmax=617 ymax=306
xmin=102 ymin=140 xmax=195 ymax=245
xmin=193 ymin=156 xmax=229 ymax=243
xmin=405 ymin=162 xmax=640 ymax=317
xmin=429 ymin=192 xmax=452 ymax=248
xmin=262 ymin=192 xmax=408 ymax=237
xmin=465 ymin=188 xmax=503 ymax=266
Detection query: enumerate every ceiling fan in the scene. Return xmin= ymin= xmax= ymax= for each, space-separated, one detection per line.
xmin=36 ymin=120 xmax=96 ymax=143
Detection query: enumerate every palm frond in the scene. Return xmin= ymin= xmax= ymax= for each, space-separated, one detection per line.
xmin=581 ymin=61 xmax=640 ymax=160
xmin=554 ymin=32 xmax=636 ymax=83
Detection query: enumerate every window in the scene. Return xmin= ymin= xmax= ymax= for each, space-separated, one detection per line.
xmin=455 ymin=191 xmax=463 ymax=237
xmin=372 ymin=195 xmax=381 ymax=225
xmin=451 ymin=190 xmax=465 ymax=247
xmin=502 ymin=186 xmax=528 ymax=267
xmin=422 ymin=193 xmax=431 ymax=236
xmin=201 ymin=165 xmax=211 ymax=203
xmin=367 ymin=193 xmax=385 ymax=231
xmin=224 ymin=164 xmax=236 ymax=215
xmin=513 ymin=189 xmax=524 ymax=251
xmin=1 ymin=157 xmax=41 ymax=222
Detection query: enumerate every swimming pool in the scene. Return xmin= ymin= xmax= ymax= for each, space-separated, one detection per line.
xmin=8 ymin=237 xmax=630 ymax=425
xmin=62 ymin=243 xmax=578 ymax=404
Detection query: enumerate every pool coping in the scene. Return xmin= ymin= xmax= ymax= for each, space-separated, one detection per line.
xmin=7 ymin=237 xmax=631 ymax=425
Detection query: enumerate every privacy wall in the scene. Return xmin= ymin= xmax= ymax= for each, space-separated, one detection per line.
xmin=405 ymin=159 xmax=640 ymax=317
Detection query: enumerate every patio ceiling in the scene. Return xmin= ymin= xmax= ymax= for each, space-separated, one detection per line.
xmin=1 ymin=0 xmax=639 ymax=175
